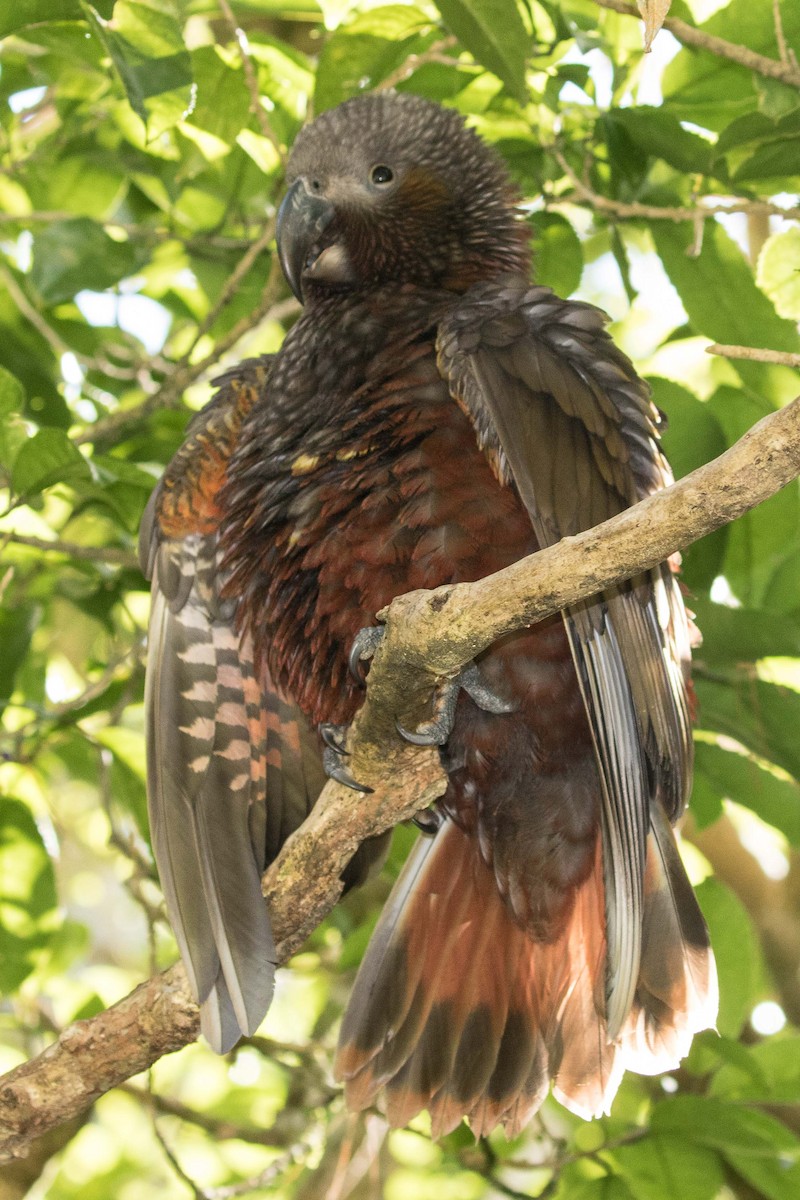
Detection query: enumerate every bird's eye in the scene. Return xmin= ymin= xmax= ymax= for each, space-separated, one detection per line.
xmin=370 ymin=165 xmax=394 ymax=186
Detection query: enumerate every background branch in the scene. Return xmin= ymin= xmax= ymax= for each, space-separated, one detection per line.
xmin=1 ymin=394 xmax=798 ymax=1162
xmin=591 ymin=0 xmax=800 ymax=88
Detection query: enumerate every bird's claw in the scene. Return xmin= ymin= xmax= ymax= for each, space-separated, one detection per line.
xmin=348 ymin=625 xmax=384 ymax=685
xmin=319 ymin=722 xmax=348 ymax=754
xmin=396 ymin=661 xmax=516 ymax=748
xmin=322 ymin=743 xmax=373 ymax=793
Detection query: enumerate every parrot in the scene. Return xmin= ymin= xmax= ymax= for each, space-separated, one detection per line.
xmin=140 ymin=90 xmax=717 ymax=1137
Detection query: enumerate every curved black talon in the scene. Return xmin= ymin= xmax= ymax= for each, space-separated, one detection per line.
xmin=348 ymin=625 xmax=384 ymax=685
xmin=323 ymin=745 xmax=373 ymax=793
xmin=412 ymin=807 xmax=443 ymax=836
xmin=396 ymin=660 xmax=516 ymax=748
xmin=319 ymin=722 xmax=348 ymax=754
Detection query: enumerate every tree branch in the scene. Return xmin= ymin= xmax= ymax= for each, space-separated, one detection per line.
xmin=590 ymin=0 xmax=800 ymax=89
xmin=708 ymin=344 xmax=800 ymax=368
xmin=1 ymin=531 xmax=139 ymax=568
xmin=1 ymin=395 xmax=798 ymax=1161
xmin=74 ymin=261 xmax=295 ymax=450
xmin=548 ymin=146 xmax=800 ymax=224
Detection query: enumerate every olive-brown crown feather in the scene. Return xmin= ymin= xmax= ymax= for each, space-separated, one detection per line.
xmin=284 ymin=92 xmax=530 ymax=295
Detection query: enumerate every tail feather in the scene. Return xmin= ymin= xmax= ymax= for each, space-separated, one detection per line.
xmin=620 ymin=806 xmax=718 ymax=1074
xmin=336 ymin=813 xmax=717 ymax=1135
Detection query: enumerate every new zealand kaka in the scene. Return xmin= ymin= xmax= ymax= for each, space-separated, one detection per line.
xmin=140 ymin=91 xmax=717 ymax=1136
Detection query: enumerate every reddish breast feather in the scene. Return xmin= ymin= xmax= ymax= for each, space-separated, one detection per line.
xmin=221 ymin=318 xmax=600 ymax=939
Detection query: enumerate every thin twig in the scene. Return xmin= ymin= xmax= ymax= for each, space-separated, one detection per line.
xmin=205 ymin=1135 xmax=315 ymax=1199
xmin=149 ymin=1077 xmax=211 ymax=1200
xmin=74 ymin=260 xmax=289 ymax=449
xmin=1 ymin=531 xmax=139 ymax=567
xmin=187 ymin=218 xmax=277 ymax=353
xmin=591 ymin=0 xmax=800 ymax=88
xmin=121 ymin=1084 xmax=303 ymax=1148
xmin=708 ymin=344 xmax=800 ymax=367
xmin=0 ymin=265 xmax=69 ymax=359
xmin=549 ymin=147 xmax=800 ymax=223
xmin=0 ymin=211 xmax=256 ymax=249
xmin=772 ymin=0 xmax=798 ymax=70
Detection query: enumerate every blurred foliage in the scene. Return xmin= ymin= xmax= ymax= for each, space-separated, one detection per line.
xmin=1 ymin=1 xmax=799 ymax=1197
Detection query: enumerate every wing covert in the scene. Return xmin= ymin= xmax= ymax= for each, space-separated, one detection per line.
xmin=438 ymin=280 xmax=694 ymax=1036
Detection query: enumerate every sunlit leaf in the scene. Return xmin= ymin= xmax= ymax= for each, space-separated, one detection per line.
xmin=653 ymin=1097 xmax=800 ymax=1200
xmin=0 ymin=798 xmax=59 ymax=991
xmin=432 ymin=0 xmax=529 ymax=101
xmin=695 ymin=673 xmax=800 ymax=783
xmin=82 ymin=0 xmax=193 ymax=138
xmin=529 ymin=212 xmax=583 ymax=296
xmin=0 ymin=0 xmax=114 ymax=38
xmin=758 ymin=227 xmax=800 ymax=320
xmin=695 ymin=879 xmax=763 ymax=1038
xmin=12 ymin=428 xmax=92 ymax=496
xmin=30 ymin=218 xmax=141 ymax=306
xmin=694 ymin=741 xmax=800 ymax=844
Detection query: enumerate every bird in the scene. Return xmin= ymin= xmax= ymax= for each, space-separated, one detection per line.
xmin=140 ymin=90 xmax=717 ymax=1137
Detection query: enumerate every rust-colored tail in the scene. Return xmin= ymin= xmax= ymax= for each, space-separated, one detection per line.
xmin=335 ymin=814 xmax=716 ymax=1136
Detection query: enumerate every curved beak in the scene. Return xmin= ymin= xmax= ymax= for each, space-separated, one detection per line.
xmin=276 ymin=179 xmax=354 ymax=303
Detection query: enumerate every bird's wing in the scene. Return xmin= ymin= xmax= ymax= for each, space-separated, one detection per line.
xmin=140 ymin=358 xmax=327 ymax=1052
xmin=437 ymin=280 xmax=694 ymax=1036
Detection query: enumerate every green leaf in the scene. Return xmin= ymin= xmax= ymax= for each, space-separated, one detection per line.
xmin=432 ymin=0 xmax=529 ymax=102
xmin=602 ymin=108 xmax=713 ymax=175
xmin=694 ymin=741 xmax=800 ymax=844
xmin=0 ymin=607 xmax=37 ymax=714
xmin=758 ymin=228 xmax=800 ymax=320
xmin=711 ymin=1037 xmax=800 ymax=1104
xmin=652 ymin=222 xmax=800 ymax=357
xmin=0 ymin=0 xmax=114 ymax=38
xmin=314 ymin=6 xmax=436 ymax=112
xmin=12 ymin=428 xmax=92 ymax=496
xmin=691 ymin=596 xmax=800 ymax=664
xmin=764 ymin=552 xmax=800 ymax=616
xmin=695 ymin=878 xmax=762 ymax=1039
xmin=607 ymin=1134 xmax=724 ymax=1200
xmin=707 ymin=388 xmax=800 ymax=606
xmin=653 ymin=1097 xmax=800 ymax=1200
xmin=650 ymin=378 xmax=728 ymax=591
xmin=0 ymin=366 xmax=25 ymax=418
xmin=182 ymin=45 xmax=251 ymax=155
xmin=94 ymin=726 xmax=147 ymax=781
xmin=663 ymin=0 xmax=800 ymax=132
xmin=735 ymin=138 xmax=800 ymax=183
xmin=0 ymin=797 xmax=59 ymax=991
xmin=529 ymin=212 xmax=582 ymax=296
xmin=695 ymin=673 xmax=800 ymax=785
xmin=30 ymin=218 xmax=140 ymax=306
xmin=82 ymin=0 xmax=193 ymax=139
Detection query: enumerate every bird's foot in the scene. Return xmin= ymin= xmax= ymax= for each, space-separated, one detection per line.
xmin=348 ymin=625 xmax=384 ymax=686
xmin=396 ymin=661 xmax=516 ymax=747
xmin=319 ymin=722 xmax=373 ymax=794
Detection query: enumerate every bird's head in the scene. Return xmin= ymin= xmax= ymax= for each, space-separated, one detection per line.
xmin=277 ymin=92 xmax=529 ymax=303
